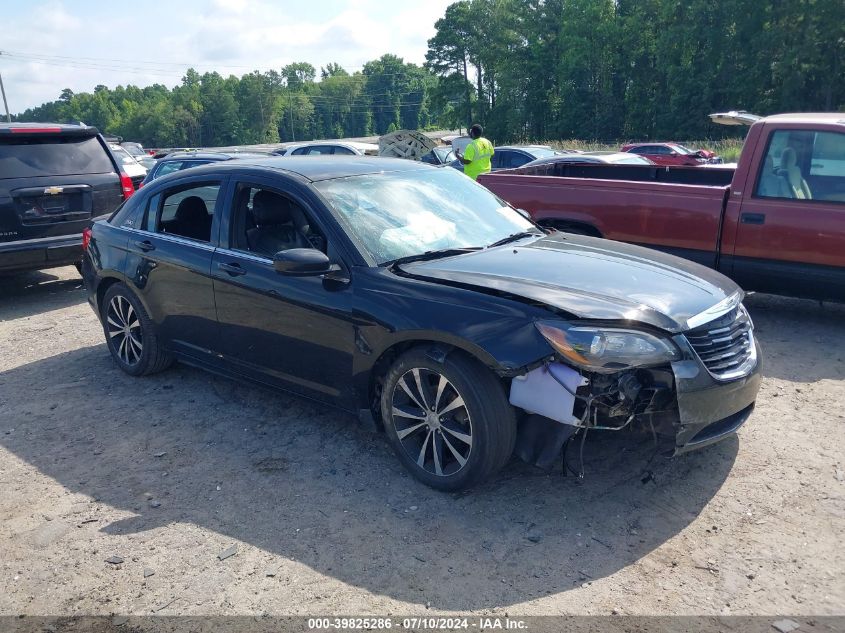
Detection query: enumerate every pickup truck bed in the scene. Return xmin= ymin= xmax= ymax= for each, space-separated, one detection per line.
xmin=487 ymin=165 xmax=733 ymax=268
xmin=480 ymin=113 xmax=845 ymax=303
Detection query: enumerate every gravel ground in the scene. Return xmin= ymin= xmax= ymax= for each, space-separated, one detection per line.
xmin=0 ymin=266 xmax=843 ymax=618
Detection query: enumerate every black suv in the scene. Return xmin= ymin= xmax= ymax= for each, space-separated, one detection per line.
xmin=0 ymin=123 xmax=129 ymax=273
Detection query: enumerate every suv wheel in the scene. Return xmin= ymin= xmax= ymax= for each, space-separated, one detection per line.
xmin=381 ymin=348 xmax=516 ymax=491
xmin=101 ymin=283 xmax=172 ymax=376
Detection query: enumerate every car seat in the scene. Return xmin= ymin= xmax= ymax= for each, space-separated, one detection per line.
xmin=757 ymin=154 xmax=789 ymax=198
xmin=778 ymin=147 xmax=812 ymax=199
xmin=246 ymin=190 xmax=311 ymax=258
xmin=170 ymin=196 xmax=212 ymax=241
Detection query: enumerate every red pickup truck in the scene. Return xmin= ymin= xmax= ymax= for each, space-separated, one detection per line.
xmin=479 ymin=112 xmax=845 ymax=302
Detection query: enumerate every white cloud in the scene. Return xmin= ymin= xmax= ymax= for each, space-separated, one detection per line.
xmin=1 ymin=0 xmax=455 ymax=112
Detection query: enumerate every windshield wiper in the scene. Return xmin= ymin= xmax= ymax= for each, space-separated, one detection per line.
xmin=487 ymin=231 xmax=544 ymax=248
xmin=384 ymin=247 xmax=482 ymax=268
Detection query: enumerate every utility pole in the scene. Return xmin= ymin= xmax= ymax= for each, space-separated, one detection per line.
xmin=0 ymin=51 xmax=12 ymax=123
xmin=0 ymin=72 xmax=10 ymax=123
xmin=288 ymin=91 xmax=295 ymax=142
xmin=0 ymin=51 xmax=11 ymax=123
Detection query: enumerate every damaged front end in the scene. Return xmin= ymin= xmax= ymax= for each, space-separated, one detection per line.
xmin=508 ymin=306 xmax=762 ymax=472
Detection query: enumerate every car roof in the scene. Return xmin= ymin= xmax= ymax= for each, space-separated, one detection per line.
xmin=496 ymin=145 xmax=552 ymax=151
xmin=285 ymin=141 xmax=379 ymax=151
xmin=160 ymin=151 xmax=266 ymax=161
xmin=762 ymin=112 xmax=845 ymax=126
xmin=0 ymin=122 xmax=100 ymax=136
xmin=624 ymin=142 xmax=678 ymax=147
xmin=168 ymin=155 xmax=431 ymax=182
xmin=523 ymin=152 xmax=653 ymax=167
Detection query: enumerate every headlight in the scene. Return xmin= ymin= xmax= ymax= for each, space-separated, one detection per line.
xmin=536 ymin=321 xmax=680 ymax=373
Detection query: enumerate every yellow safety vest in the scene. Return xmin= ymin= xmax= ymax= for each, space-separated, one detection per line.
xmin=464 ymin=137 xmax=494 ymax=180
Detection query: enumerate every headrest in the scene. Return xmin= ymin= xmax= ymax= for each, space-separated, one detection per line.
xmin=780 ymin=147 xmax=797 ymax=169
xmin=251 ymin=190 xmax=292 ymax=226
xmin=175 ymin=196 xmax=208 ymax=222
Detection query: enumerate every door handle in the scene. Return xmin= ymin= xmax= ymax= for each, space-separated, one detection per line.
xmin=218 ymin=262 xmax=247 ymax=276
xmin=741 ymin=212 xmax=765 ymax=225
xmin=133 ymin=240 xmax=155 ymax=252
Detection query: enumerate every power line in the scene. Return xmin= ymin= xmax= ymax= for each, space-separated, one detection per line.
xmin=1 ymin=49 xmax=433 ymax=80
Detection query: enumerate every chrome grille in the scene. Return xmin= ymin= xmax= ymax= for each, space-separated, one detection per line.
xmin=684 ymin=305 xmax=756 ymax=380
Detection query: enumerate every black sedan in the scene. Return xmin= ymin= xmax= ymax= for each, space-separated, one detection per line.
xmin=82 ymin=157 xmax=762 ymax=490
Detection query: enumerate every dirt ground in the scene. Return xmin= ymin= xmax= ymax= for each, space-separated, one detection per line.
xmin=0 ymin=266 xmax=843 ymax=618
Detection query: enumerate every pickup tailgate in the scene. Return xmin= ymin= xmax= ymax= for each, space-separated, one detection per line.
xmin=480 ymin=170 xmax=730 ymax=269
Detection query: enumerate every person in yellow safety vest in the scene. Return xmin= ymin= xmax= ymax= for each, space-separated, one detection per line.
xmin=458 ymin=123 xmax=494 ymax=181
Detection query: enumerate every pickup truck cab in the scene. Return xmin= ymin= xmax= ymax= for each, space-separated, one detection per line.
xmin=479 ymin=113 xmax=845 ymax=302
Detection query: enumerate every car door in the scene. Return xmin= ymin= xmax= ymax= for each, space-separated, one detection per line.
xmin=210 ymin=176 xmax=357 ymax=406
xmin=644 ymin=145 xmax=672 ymax=165
xmin=727 ymin=125 xmax=845 ymax=301
xmin=124 ymin=177 xmax=225 ymax=360
xmin=508 ymin=151 xmax=533 ymax=169
xmin=490 ymin=150 xmax=508 ymax=170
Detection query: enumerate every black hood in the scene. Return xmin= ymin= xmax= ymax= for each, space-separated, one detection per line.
xmin=399 ymin=233 xmax=741 ymax=333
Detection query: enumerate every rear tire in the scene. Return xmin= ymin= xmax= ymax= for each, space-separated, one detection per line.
xmin=381 ymin=348 xmax=516 ymax=491
xmin=101 ymin=283 xmax=172 ymax=376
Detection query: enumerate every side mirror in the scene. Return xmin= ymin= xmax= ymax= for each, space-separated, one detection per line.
xmin=273 ymin=248 xmax=337 ymax=276
xmin=515 ymin=208 xmax=532 ymax=220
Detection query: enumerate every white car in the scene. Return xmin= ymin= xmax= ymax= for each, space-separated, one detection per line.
xmin=273 ymin=141 xmax=379 ymax=156
xmin=108 ymin=143 xmax=147 ymax=189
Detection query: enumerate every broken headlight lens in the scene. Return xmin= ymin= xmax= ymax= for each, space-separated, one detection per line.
xmin=536 ymin=322 xmax=680 ymax=373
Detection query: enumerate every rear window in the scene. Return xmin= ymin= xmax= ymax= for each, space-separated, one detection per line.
xmin=0 ymin=136 xmax=115 ymax=179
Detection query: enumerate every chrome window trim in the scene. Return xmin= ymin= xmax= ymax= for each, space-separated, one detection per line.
xmin=215 ymin=247 xmax=272 ymax=265
xmin=685 ymin=291 xmax=743 ymax=330
xmin=118 ymin=226 xmax=215 ymax=252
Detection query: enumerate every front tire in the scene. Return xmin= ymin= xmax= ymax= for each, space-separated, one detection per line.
xmin=101 ymin=283 xmax=172 ymax=376
xmin=381 ymin=348 xmax=516 ymax=491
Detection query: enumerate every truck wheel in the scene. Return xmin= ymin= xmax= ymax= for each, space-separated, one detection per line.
xmin=381 ymin=348 xmax=516 ymax=491
xmin=101 ymin=283 xmax=172 ymax=377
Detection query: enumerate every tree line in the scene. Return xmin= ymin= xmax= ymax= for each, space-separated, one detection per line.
xmin=16 ymin=0 xmax=844 ymax=147
xmin=17 ymin=56 xmax=439 ymax=147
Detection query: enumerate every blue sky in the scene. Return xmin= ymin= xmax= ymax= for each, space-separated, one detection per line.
xmin=0 ymin=0 xmax=455 ymax=112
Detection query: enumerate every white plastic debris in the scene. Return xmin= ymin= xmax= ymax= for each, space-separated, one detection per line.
xmin=509 ymin=363 xmax=586 ymax=425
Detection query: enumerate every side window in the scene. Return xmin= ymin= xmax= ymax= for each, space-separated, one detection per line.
xmin=509 ymin=152 xmax=531 ymax=168
xmin=156 ymin=161 xmax=183 ymax=177
xmin=291 ymin=147 xmax=309 ymax=156
xmin=809 ymin=131 xmax=845 ymax=181
xmin=153 ymin=182 xmax=220 ymax=242
xmin=178 ymin=160 xmax=210 ymax=172
xmin=229 ymin=184 xmax=327 ymax=259
xmin=755 ymin=130 xmax=821 ymax=200
xmin=143 ymin=194 xmax=161 ymax=232
xmin=332 ymin=146 xmax=355 ymax=155
xmin=306 ymin=146 xmax=334 ymax=155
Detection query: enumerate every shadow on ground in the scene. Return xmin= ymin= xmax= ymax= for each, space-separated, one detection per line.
xmin=743 ymin=293 xmax=845 ymax=382
xmin=0 ymin=268 xmax=86 ymax=319
xmin=0 ymin=341 xmax=737 ymax=610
